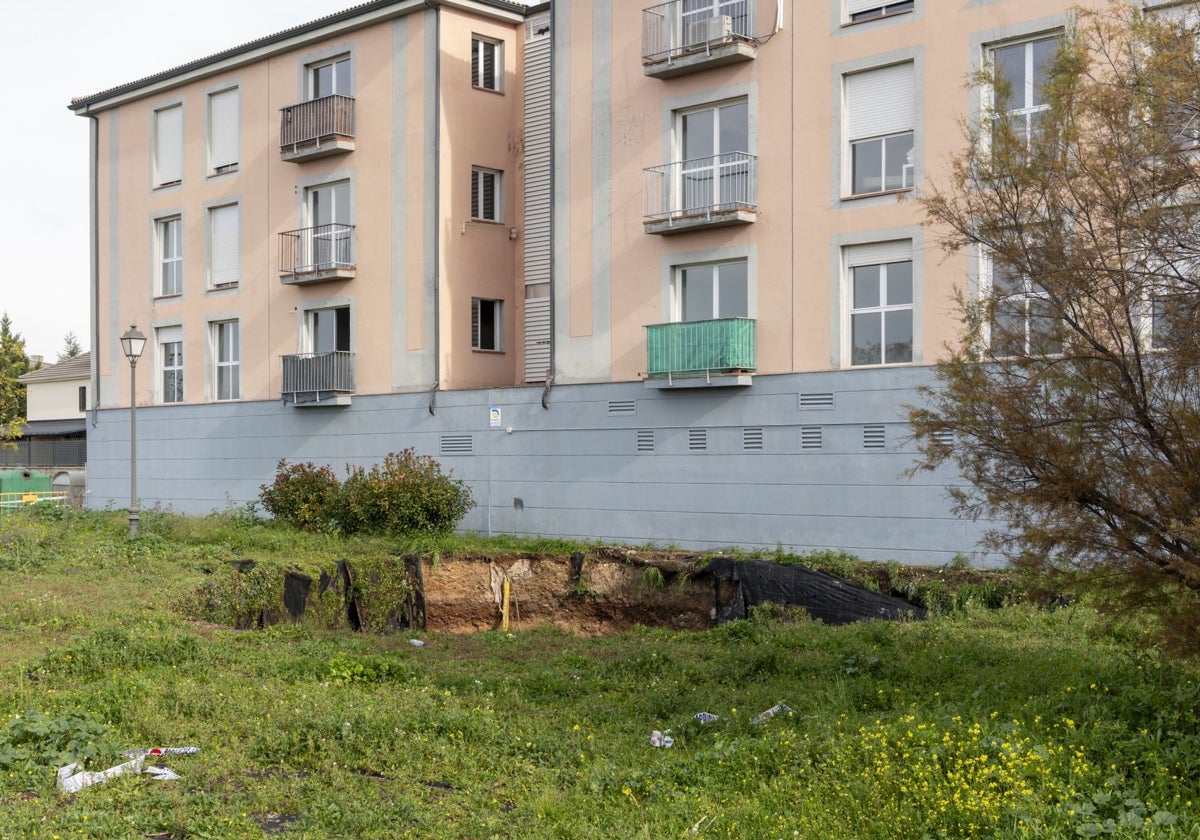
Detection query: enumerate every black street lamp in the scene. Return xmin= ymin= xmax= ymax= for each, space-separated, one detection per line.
xmin=119 ymin=325 xmax=146 ymax=536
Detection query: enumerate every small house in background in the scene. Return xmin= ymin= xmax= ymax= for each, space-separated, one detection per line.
xmin=9 ymin=353 xmax=89 ymax=500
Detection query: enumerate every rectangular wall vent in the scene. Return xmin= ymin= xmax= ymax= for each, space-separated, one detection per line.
xmin=636 ymin=429 xmax=655 ymax=453
xmin=608 ymin=399 xmax=637 ymax=416
xmin=932 ymin=429 xmax=955 ymax=446
xmin=688 ymin=428 xmax=708 ymax=452
xmin=743 ymin=427 xmax=763 ymax=451
xmin=800 ymin=425 xmax=823 ymax=450
xmin=864 ymin=424 xmax=886 ymax=451
xmin=799 ymin=392 xmax=835 ymax=409
xmin=440 ymin=434 xmax=474 ymax=455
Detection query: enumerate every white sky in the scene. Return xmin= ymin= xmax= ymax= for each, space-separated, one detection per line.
xmin=0 ymin=0 xmax=412 ymax=361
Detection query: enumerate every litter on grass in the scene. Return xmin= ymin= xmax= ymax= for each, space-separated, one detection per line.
xmin=650 ymin=730 xmax=674 ymax=748
xmin=750 ymin=704 xmax=793 ymax=725
xmin=57 ymin=747 xmax=200 ymax=793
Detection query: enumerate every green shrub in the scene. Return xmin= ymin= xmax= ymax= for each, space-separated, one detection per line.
xmin=258 ymin=459 xmax=341 ymax=531
xmin=332 ymin=449 xmax=473 ymax=537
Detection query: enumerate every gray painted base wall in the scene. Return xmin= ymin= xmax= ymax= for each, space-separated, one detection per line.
xmin=85 ymin=368 xmax=995 ymax=565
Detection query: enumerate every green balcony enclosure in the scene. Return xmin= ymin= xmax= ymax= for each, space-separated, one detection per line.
xmin=645 ymin=317 xmax=756 ymax=379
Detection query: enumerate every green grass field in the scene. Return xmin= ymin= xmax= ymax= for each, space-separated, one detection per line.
xmin=1 ymin=506 xmax=1198 ymax=839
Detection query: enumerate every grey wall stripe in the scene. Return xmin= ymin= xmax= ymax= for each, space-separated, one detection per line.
xmin=391 ymin=16 xmax=411 ymax=390
xmin=423 ymin=7 xmax=440 ymax=390
xmin=551 ymin=0 xmax=570 ymax=381
xmin=105 ymin=110 xmax=121 ymax=409
xmin=590 ymin=0 xmax=613 ymax=379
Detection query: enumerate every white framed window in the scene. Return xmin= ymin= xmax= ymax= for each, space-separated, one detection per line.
xmin=846 ymin=63 xmax=915 ymax=197
xmin=471 ymin=36 xmax=503 ymax=91
xmin=991 ymin=34 xmax=1060 ymax=146
xmin=988 ymin=257 xmax=1062 ymax=357
xmin=157 ymin=325 xmax=184 ymax=404
xmin=845 ymin=0 xmax=914 ymax=24
xmin=677 ymin=99 xmax=751 ymax=213
xmin=155 ymin=215 xmax=182 ymax=297
xmin=211 ymin=320 xmax=240 ymax=401
xmin=471 ymin=167 xmax=502 ymax=222
xmin=207 ymin=87 xmax=239 ymax=175
xmin=471 ymin=298 xmax=504 ymax=351
xmin=208 ymin=203 xmax=240 ymax=289
xmin=153 ymin=103 xmax=183 ymax=187
xmin=304 ymin=180 xmax=353 ymax=268
xmin=309 ymin=54 xmax=351 ymax=99
xmin=304 ymin=306 xmax=351 ymax=354
xmin=846 ymin=242 xmax=913 ymax=366
xmin=672 ymin=259 xmax=749 ymax=322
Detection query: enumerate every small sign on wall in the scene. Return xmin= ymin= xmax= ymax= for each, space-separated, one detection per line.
xmin=489 ymin=406 xmax=502 ymax=428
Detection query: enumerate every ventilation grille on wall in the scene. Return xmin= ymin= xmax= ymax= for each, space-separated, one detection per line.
xmin=743 ymin=427 xmax=763 ymax=451
xmin=688 ymin=429 xmax=708 ymax=452
xmin=636 ymin=429 xmax=655 ymax=453
xmin=932 ymin=429 xmax=955 ymax=446
xmin=799 ymin=392 xmax=835 ymax=409
xmin=864 ymin=424 xmax=886 ymax=451
xmin=801 ymin=425 xmax=823 ymax=450
xmin=440 ymin=434 xmax=474 ymax=455
xmin=608 ymin=399 xmax=637 ymax=416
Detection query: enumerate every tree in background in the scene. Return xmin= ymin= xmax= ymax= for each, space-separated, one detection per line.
xmin=0 ymin=313 xmax=30 ymax=441
xmin=912 ymin=4 xmax=1200 ymax=652
xmin=58 ymin=332 xmax=82 ymax=363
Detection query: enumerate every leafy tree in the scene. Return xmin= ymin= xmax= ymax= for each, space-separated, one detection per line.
xmin=912 ymin=4 xmax=1200 ymax=652
xmin=58 ymin=332 xmax=82 ymax=362
xmin=0 ymin=312 xmax=30 ymax=440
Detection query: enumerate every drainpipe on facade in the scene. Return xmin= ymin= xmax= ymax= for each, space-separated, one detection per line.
xmin=86 ymin=109 xmax=100 ymax=428
xmin=426 ymin=0 xmax=442 ymax=415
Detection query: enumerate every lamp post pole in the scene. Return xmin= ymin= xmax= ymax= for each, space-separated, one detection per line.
xmin=120 ymin=325 xmax=146 ymax=537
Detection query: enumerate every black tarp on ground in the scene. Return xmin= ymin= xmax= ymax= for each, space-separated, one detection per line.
xmin=704 ymin=557 xmax=926 ymax=625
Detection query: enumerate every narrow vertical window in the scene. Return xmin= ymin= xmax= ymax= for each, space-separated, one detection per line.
xmin=471 ymin=37 xmax=502 ymax=91
xmin=471 ymin=167 xmax=502 ymax=222
xmin=845 ymin=63 xmax=915 ymax=196
xmin=154 ymin=104 xmax=183 ymax=187
xmin=158 ymin=326 xmax=184 ymax=404
xmin=78 ymin=385 xmax=87 ymax=413
xmin=156 ymin=216 xmax=182 ymax=297
xmin=208 ymin=204 xmax=240 ymax=289
xmin=208 ymin=87 xmax=239 ymax=175
xmin=212 ymin=320 xmax=240 ymax=401
xmin=471 ymin=298 xmax=504 ymax=351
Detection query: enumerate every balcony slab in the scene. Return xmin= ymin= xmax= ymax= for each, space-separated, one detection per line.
xmin=644 ymin=207 xmax=756 ymax=235
xmin=644 ymin=373 xmax=753 ymax=389
xmin=280 ymin=267 xmax=355 ymax=286
xmin=643 ymin=41 xmax=756 ymax=79
xmin=280 ymin=137 xmax=355 ymax=164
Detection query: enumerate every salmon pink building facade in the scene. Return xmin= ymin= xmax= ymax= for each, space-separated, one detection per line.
xmin=70 ymin=0 xmax=1087 ymax=563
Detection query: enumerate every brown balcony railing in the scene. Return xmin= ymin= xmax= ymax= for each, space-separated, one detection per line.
xmin=279 ymin=223 xmax=356 ymax=278
xmin=281 ymin=351 xmax=355 ymax=405
xmin=280 ymin=95 xmax=355 ymax=149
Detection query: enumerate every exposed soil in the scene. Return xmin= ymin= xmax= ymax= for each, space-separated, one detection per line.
xmin=419 ymin=551 xmax=720 ymax=635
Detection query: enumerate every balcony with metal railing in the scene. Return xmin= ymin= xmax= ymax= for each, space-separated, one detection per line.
xmin=642 ymin=0 xmax=757 ymax=79
xmin=279 ymin=95 xmax=355 ymax=163
xmin=644 ymin=152 xmax=757 ymax=234
xmin=278 ymin=223 xmax=356 ymax=285
xmin=281 ymin=351 xmax=356 ymax=406
xmin=644 ymin=317 xmax=755 ymax=388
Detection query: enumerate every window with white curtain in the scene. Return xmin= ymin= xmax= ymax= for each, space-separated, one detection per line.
xmin=208 ymin=87 xmax=239 ymax=175
xmin=845 ymin=63 xmax=915 ymax=196
xmin=153 ymin=104 xmax=183 ymax=187
xmin=208 ymin=203 xmax=240 ymax=289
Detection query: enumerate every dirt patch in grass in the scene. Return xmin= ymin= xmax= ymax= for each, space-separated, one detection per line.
xmin=420 ymin=552 xmax=714 ymax=635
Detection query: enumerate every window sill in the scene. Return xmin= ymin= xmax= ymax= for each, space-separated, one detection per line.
xmin=153 ymin=180 xmax=182 ymax=190
xmin=208 ymin=165 xmax=239 ymax=177
xmin=468 ymin=218 xmax=505 ymax=226
xmin=841 ymin=187 xmax=912 ymax=202
xmin=207 ymin=283 xmax=239 ymax=293
xmin=471 ymin=85 xmax=504 ymax=95
xmin=153 ymin=293 xmax=183 ymax=302
xmin=848 ymin=360 xmax=914 ymax=369
xmin=472 ymin=348 xmax=505 ymax=354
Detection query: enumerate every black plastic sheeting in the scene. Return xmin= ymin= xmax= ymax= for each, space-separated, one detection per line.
xmin=704 ymin=557 xmax=926 ymax=625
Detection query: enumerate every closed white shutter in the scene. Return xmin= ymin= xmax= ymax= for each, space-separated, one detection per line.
xmin=471 ymin=298 xmax=481 ymax=348
xmin=845 ymin=239 xmax=912 ymax=267
xmin=210 ymin=204 xmax=240 ymax=287
xmin=524 ymin=294 xmax=551 ymax=382
xmin=155 ymin=105 xmax=183 ymax=185
xmin=209 ymin=88 xmax=239 ymax=172
xmin=847 ymin=0 xmax=882 ymax=14
xmin=846 ymin=63 xmax=914 ymax=141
